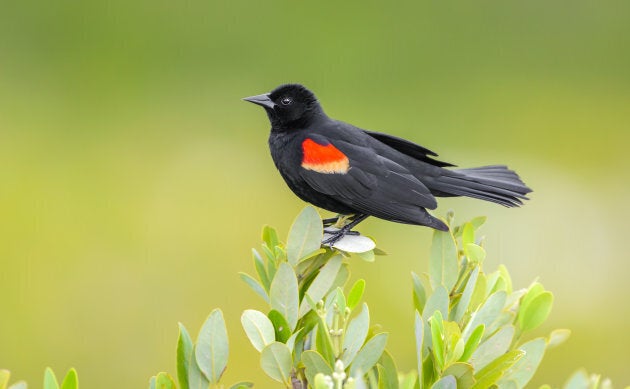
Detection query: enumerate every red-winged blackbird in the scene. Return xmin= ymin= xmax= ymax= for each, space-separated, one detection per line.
xmin=244 ymin=84 xmax=531 ymax=243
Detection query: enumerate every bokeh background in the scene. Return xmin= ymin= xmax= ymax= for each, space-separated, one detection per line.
xmin=1 ymin=0 xmax=629 ymax=387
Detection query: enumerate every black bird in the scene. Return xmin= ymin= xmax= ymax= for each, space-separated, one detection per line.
xmin=244 ymin=84 xmax=531 ymax=244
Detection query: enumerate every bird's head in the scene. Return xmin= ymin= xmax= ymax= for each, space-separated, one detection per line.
xmin=243 ymin=84 xmax=323 ymax=130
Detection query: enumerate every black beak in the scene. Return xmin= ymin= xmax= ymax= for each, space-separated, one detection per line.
xmin=242 ymin=93 xmax=276 ymax=109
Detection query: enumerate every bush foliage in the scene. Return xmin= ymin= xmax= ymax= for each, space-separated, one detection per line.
xmin=2 ymin=207 xmax=626 ymax=389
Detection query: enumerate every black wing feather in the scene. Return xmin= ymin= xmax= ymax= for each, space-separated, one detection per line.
xmin=364 ymin=130 xmax=455 ymax=167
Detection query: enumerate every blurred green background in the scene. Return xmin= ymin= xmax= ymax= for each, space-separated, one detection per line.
xmin=1 ymin=0 xmax=629 ymax=387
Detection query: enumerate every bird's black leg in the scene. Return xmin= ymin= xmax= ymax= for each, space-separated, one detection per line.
xmin=322 ymin=214 xmax=369 ymax=246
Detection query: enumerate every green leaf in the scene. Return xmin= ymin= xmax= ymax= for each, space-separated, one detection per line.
xmin=414 ymin=311 xmax=424 ymax=384
xmin=8 ymin=382 xmax=27 ymax=389
xmin=452 ymin=267 xmax=479 ymax=323
xmin=459 ymin=325 xmax=484 ymax=362
xmin=469 ymin=272 xmax=487 ymax=312
xmin=518 ymin=291 xmax=553 ymax=332
xmin=499 ymin=338 xmax=546 ymax=387
xmin=464 ymin=244 xmax=486 ymax=264
xmin=431 ymin=375 xmax=456 ymax=389
xmin=187 ymin=345 xmax=210 ymax=389
xmin=252 ymin=249 xmax=271 ymax=291
xmin=286 ymin=328 xmax=302 ymax=352
xmin=270 ymin=262 xmax=299 ymax=331
xmin=357 ymin=249 xmax=375 ymax=262
xmin=471 ymin=350 xmax=524 ymax=389
xmin=349 ymin=333 xmax=389 ymax=377
xmin=43 ymin=368 xmax=59 ymax=389
xmin=462 ymin=223 xmax=475 ymax=247
xmin=241 ymin=309 xmax=276 ymax=352
xmin=331 ymin=263 xmax=350 ymax=291
xmin=262 ymin=225 xmax=279 ymax=249
xmin=177 ymin=323 xmax=194 ymax=389
xmin=286 ymin=206 xmax=323 ymax=265
xmin=470 ymin=216 xmax=486 ymax=230
xmin=342 ymin=304 xmax=370 ymax=366
xmin=547 ymin=329 xmax=571 ymax=349
xmin=195 ymin=309 xmax=229 ymax=384
xmin=260 ymin=342 xmax=293 ymax=385
xmin=239 ymin=272 xmax=269 ymax=303
xmin=399 ymin=371 xmax=417 ymax=389
xmin=497 ymin=265 xmax=513 ymax=294
xmin=443 ymin=363 xmax=475 ymax=388
xmin=423 ymin=285 xmax=449 ymax=323
xmin=229 ymin=382 xmax=255 ymax=389
xmin=299 ymin=255 xmax=343 ymax=318
xmin=315 ymin=322 xmax=336 ymax=365
xmin=60 ymin=369 xmax=78 ymax=389
xmin=378 ymin=350 xmax=399 ymax=389
xmin=302 ymin=350 xmax=333 ymax=385
xmin=429 ymin=229 xmax=459 ymax=291
xmin=470 ymin=325 xmax=515 ymax=371
xmin=347 ymin=279 xmax=366 ymax=311
xmin=267 ymin=310 xmax=292 ymax=343
xmin=149 ymin=376 xmax=155 ymax=389
xmin=0 ymin=370 xmax=9 ymax=389
xmin=412 ymin=272 xmax=427 ymax=314
xmin=564 ymin=370 xmax=590 ymax=389
xmin=430 ymin=311 xmax=446 ymax=371
xmin=462 ymin=291 xmax=506 ymax=342
xmin=155 ymin=373 xmax=176 ymax=389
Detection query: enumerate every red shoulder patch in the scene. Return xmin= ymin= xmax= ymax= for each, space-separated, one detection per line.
xmin=301 ymin=138 xmax=350 ymax=174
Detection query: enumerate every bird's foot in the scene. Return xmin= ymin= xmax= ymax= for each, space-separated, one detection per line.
xmin=322 ymin=226 xmax=359 ymax=246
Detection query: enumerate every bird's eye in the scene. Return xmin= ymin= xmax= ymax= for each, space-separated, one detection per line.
xmin=280 ymin=97 xmax=293 ymax=106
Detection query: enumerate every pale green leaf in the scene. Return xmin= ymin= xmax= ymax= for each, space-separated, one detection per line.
xmin=430 ymin=311 xmax=446 ymax=371
xmin=195 ymin=309 xmax=229 ymax=384
xmin=302 ymin=350 xmax=333 ymax=385
xmin=260 ymin=342 xmax=293 ymax=385
xmin=349 ymin=333 xmax=389 ymax=377
xmin=187 ymin=346 xmax=210 ymax=389
xmin=429 ymin=229 xmax=458 ymax=291
xmin=443 ymin=362 xmax=475 ymax=388
xmin=287 ymin=206 xmax=323 ymax=265
xmin=465 ymin=244 xmax=486 ymax=264
xmin=470 ymin=325 xmax=515 ymax=371
xmin=462 ymin=291 xmax=506 ymax=342
xmin=452 ymin=267 xmax=479 ymax=323
xmin=177 ymin=323 xmax=193 ymax=389
xmin=378 ymin=350 xmax=399 ymax=389
xmin=414 ymin=311 xmax=424 ymax=384
xmin=43 ymin=368 xmax=59 ymax=389
xmin=342 ymin=304 xmax=370 ymax=366
xmin=431 ymin=375 xmax=456 ymax=389
xmin=499 ymin=338 xmax=546 ymax=387
xmin=229 ymin=382 xmax=255 ymax=389
xmin=241 ymin=309 xmax=276 ymax=352
xmin=155 ymin=373 xmax=176 ymax=389
xmin=239 ymin=272 xmax=269 ymax=303
xmin=299 ymin=255 xmax=343 ymax=318
xmin=270 ymin=263 xmax=299 ymax=331
xmin=547 ymin=329 xmax=571 ymax=349
xmin=471 ymin=350 xmax=524 ymax=389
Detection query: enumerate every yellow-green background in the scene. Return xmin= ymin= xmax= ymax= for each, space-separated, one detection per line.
xmin=1 ymin=0 xmax=629 ymax=387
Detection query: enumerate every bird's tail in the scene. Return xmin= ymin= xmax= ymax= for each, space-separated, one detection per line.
xmin=429 ymin=165 xmax=532 ymax=207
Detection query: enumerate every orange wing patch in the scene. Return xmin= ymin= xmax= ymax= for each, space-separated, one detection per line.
xmin=301 ymin=138 xmax=350 ymax=174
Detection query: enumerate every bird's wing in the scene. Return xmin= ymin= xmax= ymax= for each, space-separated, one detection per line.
xmin=299 ymin=134 xmax=438 ymax=221
xmin=363 ymin=130 xmax=455 ymax=167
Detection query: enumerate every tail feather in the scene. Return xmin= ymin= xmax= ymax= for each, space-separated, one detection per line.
xmin=428 ymin=165 xmax=532 ymax=207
